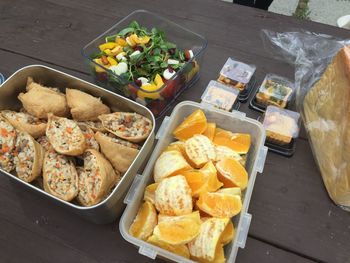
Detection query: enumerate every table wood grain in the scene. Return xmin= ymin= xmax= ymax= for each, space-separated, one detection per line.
xmin=0 ymin=1 xmax=349 ymax=262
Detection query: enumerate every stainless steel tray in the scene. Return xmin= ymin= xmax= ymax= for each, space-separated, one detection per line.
xmin=0 ymin=65 xmax=155 ymax=224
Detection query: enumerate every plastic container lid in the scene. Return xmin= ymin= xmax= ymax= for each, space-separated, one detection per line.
xmin=263 ymin=106 xmax=300 ymax=139
xmin=256 ymin=74 xmax=294 ymax=109
xmin=0 ymin=73 xmax=5 ymax=85
xmin=218 ymin=58 xmax=256 ymax=91
xmin=201 ymin=80 xmax=239 ymax=111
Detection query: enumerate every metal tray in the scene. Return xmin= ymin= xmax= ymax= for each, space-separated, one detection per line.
xmin=119 ymin=101 xmax=268 ymax=263
xmin=0 ymin=65 xmax=155 ymax=224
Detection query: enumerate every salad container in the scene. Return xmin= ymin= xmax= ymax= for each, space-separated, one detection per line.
xmin=0 ymin=65 xmax=155 ymax=224
xmin=201 ymin=80 xmax=240 ymax=111
xmin=250 ymin=74 xmax=295 ymax=113
xmin=217 ymin=58 xmax=257 ymax=102
xmin=262 ymin=106 xmax=300 ymax=157
xmin=82 ymin=10 xmax=207 ymax=118
xmin=120 ymin=101 xmax=268 ymax=263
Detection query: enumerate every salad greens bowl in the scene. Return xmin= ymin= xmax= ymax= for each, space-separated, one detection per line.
xmin=82 ymin=10 xmax=207 ymax=117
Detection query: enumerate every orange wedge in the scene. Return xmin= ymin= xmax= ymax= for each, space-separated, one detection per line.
xmin=182 ymin=162 xmax=222 ymax=197
xmin=188 ymin=217 xmax=229 ymax=262
xmin=203 ymin=122 xmax=216 ymax=141
xmin=153 ymin=211 xmax=201 ymax=245
xmin=216 ymin=187 xmax=241 ymax=197
xmin=147 ymin=235 xmax=190 ymax=259
xmin=196 ymin=192 xmax=242 ymax=218
xmin=165 ymin=141 xmax=187 ymax=155
xmin=191 ymin=244 xmax=226 ymax=263
xmin=173 ymin=109 xmax=207 ymax=141
xmin=155 ymin=175 xmax=193 ymax=216
xmin=220 ymin=220 xmax=235 ymax=245
xmin=144 ymin=183 xmax=159 ymax=204
xmin=215 ymin=158 xmax=248 ymax=190
xmin=199 ymin=162 xmax=223 ymax=193
xmin=213 ymin=128 xmax=251 ymax=154
xmin=182 ymin=170 xmax=206 ymax=196
xmin=154 ymin=150 xmax=191 ymax=182
xmin=185 ymin=135 xmax=216 ymax=168
xmin=129 ymin=201 xmax=157 ymax=241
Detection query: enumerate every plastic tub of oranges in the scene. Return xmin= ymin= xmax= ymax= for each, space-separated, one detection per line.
xmin=120 ymin=101 xmax=267 ymax=263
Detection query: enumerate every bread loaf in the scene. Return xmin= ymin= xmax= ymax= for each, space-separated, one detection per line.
xmin=303 ymin=45 xmax=350 ymax=206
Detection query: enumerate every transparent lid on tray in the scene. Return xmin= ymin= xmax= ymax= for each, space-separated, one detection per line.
xmin=263 ymin=106 xmax=300 ymax=139
xmin=256 ymin=74 xmax=294 ymax=108
xmin=201 ymin=80 xmax=239 ymax=111
xmin=217 ymin=58 xmax=256 ymax=90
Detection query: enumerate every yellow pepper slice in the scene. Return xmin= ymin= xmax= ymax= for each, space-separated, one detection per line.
xmin=99 ymin=42 xmax=117 ymax=51
xmin=104 ymin=49 xmax=112 ymax=56
xmin=137 ymin=36 xmax=150 ymax=44
xmin=154 ymin=74 xmax=164 ymax=89
xmin=137 ymin=83 xmax=161 ymax=100
xmin=110 ymin=45 xmax=124 ymax=56
xmin=116 ymin=36 xmax=127 ymax=46
xmin=107 ymin=56 xmax=118 ymax=66
xmin=93 ymin=58 xmax=106 ymax=73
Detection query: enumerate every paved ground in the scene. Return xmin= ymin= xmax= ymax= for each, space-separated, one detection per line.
xmin=269 ymin=0 xmax=299 ymax=16
xmin=269 ymin=0 xmax=350 ymax=27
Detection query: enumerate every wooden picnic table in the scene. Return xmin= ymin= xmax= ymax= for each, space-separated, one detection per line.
xmin=0 ymin=0 xmax=349 ymax=262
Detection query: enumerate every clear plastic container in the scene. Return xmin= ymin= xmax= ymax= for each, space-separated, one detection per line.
xmin=255 ymin=74 xmax=294 ymax=109
xmin=201 ymin=80 xmax=240 ymax=111
xmin=217 ymin=58 xmax=256 ymax=90
xmin=263 ymin=106 xmax=300 ymax=146
xmin=82 ymin=10 xmax=207 ymax=118
xmin=119 ymin=101 xmax=268 ymax=263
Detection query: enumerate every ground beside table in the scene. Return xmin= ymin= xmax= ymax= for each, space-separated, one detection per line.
xmin=0 ymin=1 xmax=349 ymax=263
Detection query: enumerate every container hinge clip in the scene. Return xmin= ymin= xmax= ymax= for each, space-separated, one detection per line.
xmin=256 ymin=146 xmax=268 ymax=174
xmin=139 ymin=246 xmax=157 ymax=259
xmin=156 ymin=116 xmax=170 ymax=140
xmin=236 ymin=212 xmax=252 ymax=249
xmin=124 ymin=174 xmax=142 ymax=205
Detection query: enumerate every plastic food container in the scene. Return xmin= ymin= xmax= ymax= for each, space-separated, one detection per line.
xmin=201 ymin=80 xmax=240 ymax=111
xmin=250 ymin=74 xmax=294 ymax=113
xmin=262 ymin=106 xmax=300 ymax=157
xmin=0 ymin=65 xmax=155 ymax=224
xmin=120 ymin=101 xmax=268 ymax=263
xmin=217 ymin=58 xmax=257 ymax=102
xmin=82 ymin=10 xmax=207 ymax=118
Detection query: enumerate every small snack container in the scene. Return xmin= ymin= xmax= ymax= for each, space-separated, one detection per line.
xmin=120 ymin=101 xmax=268 ymax=263
xmin=201 ymin=80 xmax=240 ymax=111
xmin=217 ymin=58 xmax=257 ymax=102
xmin=250 ymin=74 xmax=294 ymax=112
xmin=262 ymin=106 xmax=300 ymax=157
xmin=82 ymin=10 xmax=207 ymax=118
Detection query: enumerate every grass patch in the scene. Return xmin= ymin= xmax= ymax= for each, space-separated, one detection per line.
xmin=293 ymin=0 xmax=311 ymax=20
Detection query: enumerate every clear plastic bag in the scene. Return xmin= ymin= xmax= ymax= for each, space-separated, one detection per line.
xmin=261 ymin=30 xmax=350 ymax=209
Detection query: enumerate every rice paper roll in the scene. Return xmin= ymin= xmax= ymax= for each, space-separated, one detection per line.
xmin=98 ymin=112 xmax=152 ymax=143
xmin=14 ymin=131 xmax=44 ymax=182
xmin=77 ymin=149 xmax=120 ymax=206
xmin=0 ymin=117 xmax=17 ymax=172
xmin=78 ymin=121 xmax=107 ymax=133
xmin=46 ymin=114 xmax=86 ymax=156
xmin=78 ymin=123 xmax=99 ymax=151
xmin=1 ymin=110 xmax=46 ymax=139
xmin=66 ymin=88 xmax=110 ymax=121
xmin=95 ymin=132 xmax=140 ymax=173
xmin=36 ymin=136 xmax=54 ymax=153
xmin=18 ymin=77 xmax=69 ymax=119
xmin=43 ymin=150 xmax=78 ymax=201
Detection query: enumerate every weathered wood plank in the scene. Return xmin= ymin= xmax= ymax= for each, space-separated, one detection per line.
xmin=249 ymin=138 xmax=350 ymax=263
xmin=238 ymin=238 xmax=315 ymax=263
xmin=1 ymin=0 xmax=350 ymax=261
